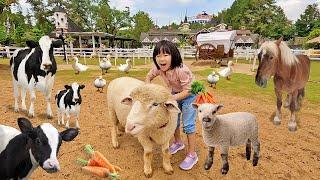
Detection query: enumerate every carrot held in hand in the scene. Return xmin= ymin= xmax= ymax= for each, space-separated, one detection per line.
xmin=85 ymin=145 xmax=116 ymax=173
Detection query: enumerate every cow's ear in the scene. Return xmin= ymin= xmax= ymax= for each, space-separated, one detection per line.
xmin=52 ymin=39 xmax=63 ymax=48
xmin=18 ymin=117 xmax=33 ymax=133
xmin=60 ymin=128 xmax=79 ymax=142
xmin=79 ymin=85 xmax=85 ymax=89
xmin=65 ymin=85 xmax=71 ymax=89
xmin=26 ymin=40 xmax=39 ymax=48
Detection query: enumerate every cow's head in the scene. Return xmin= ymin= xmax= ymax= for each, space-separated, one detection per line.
xmin=17 ymin=117 xmax=78 ymax=173
xmin=64 ymin=82 xmax=85 ymax=104
xmin=26 ymin=36 xmax=63 ymax=71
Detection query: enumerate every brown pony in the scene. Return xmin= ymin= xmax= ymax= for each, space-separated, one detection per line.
xmin=255 ymin=37 xmax=310 ymax=132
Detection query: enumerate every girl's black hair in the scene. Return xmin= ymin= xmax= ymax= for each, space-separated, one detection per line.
xmin=152 ymin=40 xmax=182 ymax=70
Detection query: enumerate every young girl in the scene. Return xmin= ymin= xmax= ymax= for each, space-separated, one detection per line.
xmin=146 ymin=40 xmax=197 ymax=170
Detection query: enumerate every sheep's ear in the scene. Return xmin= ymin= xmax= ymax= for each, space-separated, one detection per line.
xmin=121 ymin=96 xmax=133 ymax=105
xmin=192 ymin=103 xmax=199 ymax=109
xmin=164 ymin=100 xmax=181 ymax=113
xmin=217 ymin=104 xmax=224 ymax=111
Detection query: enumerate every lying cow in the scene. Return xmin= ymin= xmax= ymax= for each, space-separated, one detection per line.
xmin=55 ymin=82 xmax=85 ymax=129
xmin=10 ymin=36 xmax=63 ymax=118
xmin=0 ymin=117 xmax=78 ymax=179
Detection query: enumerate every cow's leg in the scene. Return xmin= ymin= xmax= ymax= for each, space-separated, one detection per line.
xmin=75 ymin=106 xmax=80 ymax=129
xmin=28 ymin=87 xmax=36 ymax=118
xmin=204 ymin=146 xmax=215 ymax=170
xmin=220 ymin=146 xmax=229 ymax=175
xmin=139 ymin=138 xmax=153 ymax=178
xmin=273 ymin=88 xmax=282 ymax=125
xmin=288 ymin=90 xmax=299 ymax=132
xmin=65 ymin=111 xmax=71 ymax=129
xmin=21 ymin=87 xmax=27 ymax=112
xmin=161 ymin=140 xmax=173 ymax=175
xmin=60 ymin=111 xmax=65 ymax=125
xmin=12 ymin=80 xmax=19 ymax=112
xmin=57 ymin=109 xmax=62 ymax=125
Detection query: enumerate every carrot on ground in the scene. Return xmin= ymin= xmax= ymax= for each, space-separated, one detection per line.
xmin=81 ymin=166 xmax=110 ymax=178
xmin=77 ymin=158 xmax=99 ymax=167
xmin=85 ymin=145 xmax=117 ymax=173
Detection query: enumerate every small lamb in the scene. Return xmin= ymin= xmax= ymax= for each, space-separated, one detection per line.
xmin=193 ymin=103 xmax=260 ymax=175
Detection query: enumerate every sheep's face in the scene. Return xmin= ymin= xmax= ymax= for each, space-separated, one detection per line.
xmin=122 ymin=84 xmax=180 ymax=136
xmin=193 ymin=103 xmax=223 ymax=130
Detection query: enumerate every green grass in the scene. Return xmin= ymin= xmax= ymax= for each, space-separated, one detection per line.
xmin=193 ymin=61 xmax=320 ymax=108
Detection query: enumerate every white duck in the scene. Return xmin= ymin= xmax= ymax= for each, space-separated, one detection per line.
xmin=207 ymin=71 xmax=220 ymax=88
xmin=72 ymin=56 xmax=88 ymax=74
xmin=118 ymin=58 xmax=132 ymax=73
xmin=218 ymin=60 xmax=233 ymax=80
xmin=99 ymin=55 xmax=112 ymax=74
xmin=94 ymin=76 xmax=107 ymax=93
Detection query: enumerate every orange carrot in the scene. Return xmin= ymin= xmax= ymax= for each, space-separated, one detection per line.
xmin=114 ymin=165 xmax=122 ymax=172
xmin=85 ymin=145 xmax=116 ymax=173
xmin=81 ymin=166 xmax=109 ymax=177
xmin=77 ymin=158 xmax=99 ymax=167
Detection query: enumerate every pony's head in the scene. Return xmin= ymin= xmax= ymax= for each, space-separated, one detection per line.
xmin=255 ymin=37 xmax=298 ymax=88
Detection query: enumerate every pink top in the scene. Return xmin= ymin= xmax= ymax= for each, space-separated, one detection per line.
xmin=147 ymin=64 xmax=194 ymax=93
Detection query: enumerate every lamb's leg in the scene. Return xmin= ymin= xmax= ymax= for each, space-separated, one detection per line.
xmin=139 ymin=138 xmax=153 ymax=178
xmin=288 ymin=90 xmax=298 ymax=132
xmin=57 ymin=109 xmax=61 ymax=125
xmin=109 ymin=107 xmax=119 ymax=148
xmin=21 ymin=87 xmax=27 ymax=112
xmin=220 ymin=146 xmax=229 ymax=175
xmin=161 ymin=141 xmax=173 ymax=175
xmin=246 ymin=139 xmax=251 ymax=160
xmin=273 ymin=88 xmax=282 ymax=125
xmin=13 ymin=80 xmax=19 ymax=112
xmin=204 ymin=146 xmax=214 ymax=170
xmin=252 ymin=140 xmax=260 ymax=166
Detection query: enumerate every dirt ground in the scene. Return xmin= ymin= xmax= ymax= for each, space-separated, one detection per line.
xmin=0 ymin=61 xmax=319 ymax=180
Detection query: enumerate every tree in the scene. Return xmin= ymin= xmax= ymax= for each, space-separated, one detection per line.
xmin=217 ymin=0 xmax=293 ymax=39
xmin=295 ymin=3 xmax=320 ymax=37
xmin=132 ymin=11 xmax=154 ymax=40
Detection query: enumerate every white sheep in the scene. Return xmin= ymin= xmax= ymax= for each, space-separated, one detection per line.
xmin=107 ymin=77 xmax=180 ymax=177
xmin=193 ymin=103 xmax=260 ymax=175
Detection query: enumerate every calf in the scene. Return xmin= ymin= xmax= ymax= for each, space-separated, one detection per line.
xmin=0 ymin=117 xmax=78 ymax=179
xmin=55 ymin=82 xmax=85 ymax=129
xmin=10 ymin=36 xmax=63 ymax=119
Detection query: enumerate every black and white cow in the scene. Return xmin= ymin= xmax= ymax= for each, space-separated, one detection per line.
xmin=55 ymin=82 xmax=85 ymax=129
xmin=0 ymin=117 xmax=78 ymax=179
xmin=10 ymin=36 xmax=63 ymax=119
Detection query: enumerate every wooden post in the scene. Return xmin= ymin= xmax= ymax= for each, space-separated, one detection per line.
xmin=92 ymin=34 xmax=96 ymax=56
xmin=79 ymin=35 xmax=82 ymax=58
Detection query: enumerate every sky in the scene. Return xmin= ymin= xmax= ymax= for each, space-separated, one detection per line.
xmin=16 ymin=0 xmax=320 ymax=27
xmin=108 ymin=0 xmax=320 ymax=26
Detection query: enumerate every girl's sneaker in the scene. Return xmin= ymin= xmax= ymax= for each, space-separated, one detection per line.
xmin=169 ymin=141 xmax=185 ymax=155
xmin=179 ymin=153 xmax=198 ymax=170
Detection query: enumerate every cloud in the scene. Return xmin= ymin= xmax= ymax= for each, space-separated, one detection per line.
xmin=276 ymin=0 xmax=318 ymax=21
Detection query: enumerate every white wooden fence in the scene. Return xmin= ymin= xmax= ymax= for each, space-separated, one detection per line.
xmin=1 ymin=46 xmax=320 ymax=63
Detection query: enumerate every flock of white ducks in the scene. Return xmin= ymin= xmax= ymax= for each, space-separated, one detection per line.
xmin=207 ymin=61 xmax=234 ymax=88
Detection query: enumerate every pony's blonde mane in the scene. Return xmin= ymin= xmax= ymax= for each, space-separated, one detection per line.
xmin=260 ymin=41 xmax=299 ymax=66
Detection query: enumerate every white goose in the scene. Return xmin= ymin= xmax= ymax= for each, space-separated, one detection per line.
xmin=118 ymin=58 xmax=132 ymax=73
xmin=99 ymin=55 xmax=112 ymax=74
xmin=94 ymin=76 xmax=107 ymax=93
xmin=218 ymin=61 xmax=233 ymax=80
xmin=207 ymin=71 xmax=220 ymax=88
xmin=72 ymin=56 xmax=88 ymax=74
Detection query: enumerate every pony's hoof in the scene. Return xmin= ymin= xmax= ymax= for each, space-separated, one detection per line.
xmin=288 ymin=123 xmax=297 ymax=132
xmin=273 ymin=116 xmax=281 ymax=125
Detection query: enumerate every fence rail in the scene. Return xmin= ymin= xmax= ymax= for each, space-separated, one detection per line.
xmin=1 ymin=46 xmax=320 ymax=61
